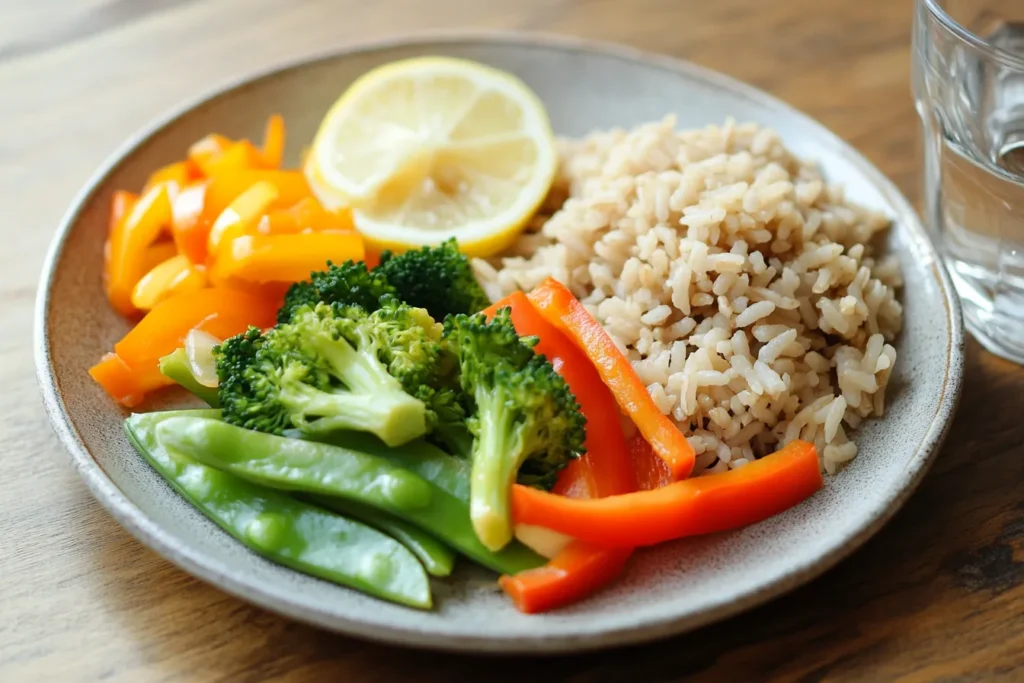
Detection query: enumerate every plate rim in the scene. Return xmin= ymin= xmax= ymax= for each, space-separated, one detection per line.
xmin=34 ymin=30 xmax=965 ymax=654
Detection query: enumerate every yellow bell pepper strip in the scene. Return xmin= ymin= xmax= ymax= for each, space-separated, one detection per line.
xmin=261 ymin=114 xmax=285 ymax=169
xmin=512 ymin=440 xmax=823 ymax=548
xmin=170 ymin=182 xmax=210 ymax=265
xmin=105 ymin=183 xmax=173 ymax=316
xmin=131 ymin=253 xmax=207 ymax=311
xmin=206 ymin=180 xmax=279 ymax=255
xmin=528 ymin=278 xmax=696 ymax=480
xmin=89 ymin=352 xmax=174 ymax=408
xmin=113 ymin=286 xmax=279 ymax=373
xmin=211 ymin=232 xmax=365 ymax=284
xmin=139 ymin=240 xmax=179 ymax=275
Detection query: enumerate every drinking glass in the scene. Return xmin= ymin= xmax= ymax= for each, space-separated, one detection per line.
xmin=913 ymin=0 xmax=1024 ymax=363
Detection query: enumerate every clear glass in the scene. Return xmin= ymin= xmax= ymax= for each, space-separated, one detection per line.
xmin=913 ymin=0 xmax=1024 ymax=363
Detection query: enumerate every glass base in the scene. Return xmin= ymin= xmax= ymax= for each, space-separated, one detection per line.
xmin=950 ymin=262 xmax=1024 ymax=364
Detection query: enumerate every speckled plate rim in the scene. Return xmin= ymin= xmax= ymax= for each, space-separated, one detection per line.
xmin=35 ymin=31 xmax=964 ymax=654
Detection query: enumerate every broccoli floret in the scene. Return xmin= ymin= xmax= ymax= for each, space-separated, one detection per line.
xmin=376 ymin=238 xmax=491 ymax=319
xmin=368 ymin=296 xmax=474 ymax=457
xmin=443 ymin=308 xmax=586 ymax=550
xmin=278 ymin=260 xmax=396 ymax=323
xmin=216 ymin=303 xmax=428 ymax=446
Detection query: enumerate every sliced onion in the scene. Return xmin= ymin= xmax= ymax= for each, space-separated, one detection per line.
xmin=185 ymin=329 xmax=221 ymax=388
xmin=514 ymin=524 xmax=573 ymax=560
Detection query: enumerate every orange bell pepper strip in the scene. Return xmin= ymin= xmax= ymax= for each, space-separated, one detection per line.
xmin=211 ymin=232 xmax=365 ymax=284
xmin=188 ymin=133 xmax=233 ymax=176
xmin=483 ymin=292 xmax=636 ymax=613
xmin=528 ymin=278 xmax=695 ymax=480
xmin=629 ymin=434 xmax=675 ymax=491
xmin=142 ymin=161 xmax=196 ymax=196
xmin=140 ymin=240 xmax=179 ymax=275
xmin=202 ymin=140 xmax=267 ymax=177
xmin=512 ymin=440 xmax=823 ymax=548
xmin=256 ymin=198 xmax=353 ymax=235
xmin=499 ymin=541 xmax=633 ymax=614
xmin=108 ymin=190 xmax=138 ymax=233
xmin=105 ymin=183 xmax=173 ymax=316
xmin=113 ymin=287 xmax=279 ymax=373
xmin=205 ymin=169 xmax=311 ymax=220
xmin=206 ymin=181 xmax=279 ymax=254
xmin=131 ymin=254 xmax=207 ymax=310
xmin=170 ymin=182 xmax=210 ymax=264
xmin=89 ymin=352 xmax=174 ymax=408
xmin=261 ymin=114 xmax=285 ymax=169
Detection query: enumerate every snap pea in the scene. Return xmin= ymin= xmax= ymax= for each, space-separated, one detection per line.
xmin=158 ymin=349 xmax=220 ymax=407
xmin=307 ymin=496 xmax=456 ymax=577
xmin=125 ymin=411 xmax=431 ymax=609
xmin=155 ymin=417 xmax=433 ymax=511
xmin=162 ymin=417 xmax=545 ymax=575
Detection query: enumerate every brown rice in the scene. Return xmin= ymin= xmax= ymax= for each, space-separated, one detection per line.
xmin=473 ymin=116 xmax=903 ymax=474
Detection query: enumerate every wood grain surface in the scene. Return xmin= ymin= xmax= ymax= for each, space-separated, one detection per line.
xmin=3 ymin=1 xmax=1022 ymax=681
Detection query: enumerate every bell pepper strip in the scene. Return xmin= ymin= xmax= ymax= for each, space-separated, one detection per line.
xmin=142 ymin=161 xmax=195 ymax=196
xmin=139 ymin=240 xmax=179 ymax=275
xmin=211 ymin=232 xmax=365 ymax=284
xmin=89 ymin=352 xmax=174 ymax=408
xmin=482 ymin=292 xmax=636 ymax=498
xmin=105 ymin=183 xmax=173 ymax=316
xmin=108 ymin=190 xmax=138 ymax=234
xmin=112 ymin=286 xmax=279 ymax=372
xmin=170 ymin=182 xmax=210 ymax=264
xmin=205 ymin=169 xmax=311 ymax=220
xmin=203 ymin=140 xmax=268 ymax=177
xmin=528 ymin=278 xmax=695 ymax=480
xmin=188 ymin=133 xmax=233 ymax=175
xmin=629 ymin=433 xmax=675 ymax=491
xmin=206 ymin=180 xmax=279 ymax=254
xmin=512 ymin=439 xmax=823 ymax=548
xmin=256 ymin=197 xmax=353 ymax=235
xmin=125 ymin=410 xmax=432 ymax=609
xmin=482 ymin=292 xmax=638 ymax=612
xmin=131 ymin=254 xmax=207 ymax=310
xmin=499 ymin=541 xmax=633 ymax=614
xmin=261 ymin=114 xmax=285 ymax=169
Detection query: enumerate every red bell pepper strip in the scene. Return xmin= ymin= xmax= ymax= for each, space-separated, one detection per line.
xmin=528 ymin=278 xmax=695 ymax=480
xmin=499 ymin=541 xmax=633 ymax=614
xmin=482 ymin=292 xmax=636 ymax=499
xmin=483 ymin=293 xmax=637 ymax=612
xmin=629 ymin=434 xmax=674 ymax=491
xmin=512 ymin=439 xmax=823 ymax=547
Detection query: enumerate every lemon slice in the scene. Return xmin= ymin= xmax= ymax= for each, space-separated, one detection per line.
xmin=306 ymin=57 xmax=556 ymax=256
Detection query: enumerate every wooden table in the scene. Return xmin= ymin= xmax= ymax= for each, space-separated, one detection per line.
xmin=3 ymin=1 xmax=1022 ymax=680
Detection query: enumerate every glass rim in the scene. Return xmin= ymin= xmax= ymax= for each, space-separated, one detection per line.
xmin=923 ymin=0 xmax=1024 ymax=71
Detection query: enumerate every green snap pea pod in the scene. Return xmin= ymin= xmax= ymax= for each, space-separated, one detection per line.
xmin=125 ymin=411 xmax=431 ymax=609
xmin=294 ymin=430 xmax=470 ymax=501
xmin=156 ymin=417 xmax=433 ymax=511
xmin=158 ymin=348 xmax=220 ymax=407
xmin=307 ymin=496 xmax=456 ymax=577
xmin=164 ymin=418 xmax=545 ymax=575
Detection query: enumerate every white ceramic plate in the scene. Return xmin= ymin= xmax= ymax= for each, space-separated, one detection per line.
xmin=35 ymin=34 xmax=963 ymax=653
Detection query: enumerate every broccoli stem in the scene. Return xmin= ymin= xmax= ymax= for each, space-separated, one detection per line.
xmin=289 ymin=333 xmax=427 ymax=447
xmin=468 ymin=392 xmax=526 ymax=551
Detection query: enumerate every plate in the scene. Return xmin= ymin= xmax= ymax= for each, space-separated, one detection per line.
xmin=34 ymin=34 xmax=964 ymax=653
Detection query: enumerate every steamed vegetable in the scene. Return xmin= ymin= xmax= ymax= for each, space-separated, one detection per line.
xmin=158 ymin=348 xmax=220 ymax=407
xmin=278 ymin=259 xmax=396 ymax=324
xmin=126 ymin=410 xmax=431 ymax=608
xmin=443 ymin=308 xmax=587 ymax=551
xmin=527 ymin=278 xmax=696 ymax=480
xmin=377 ymin=238 xmax=491 ymax=320
xmin=215 ymin=302 xmax=431 ymax=446
xmin=512 ymin=439 xmax=823 ymax=547
xmin=159 ymin=416 xmax=545 ymax=575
